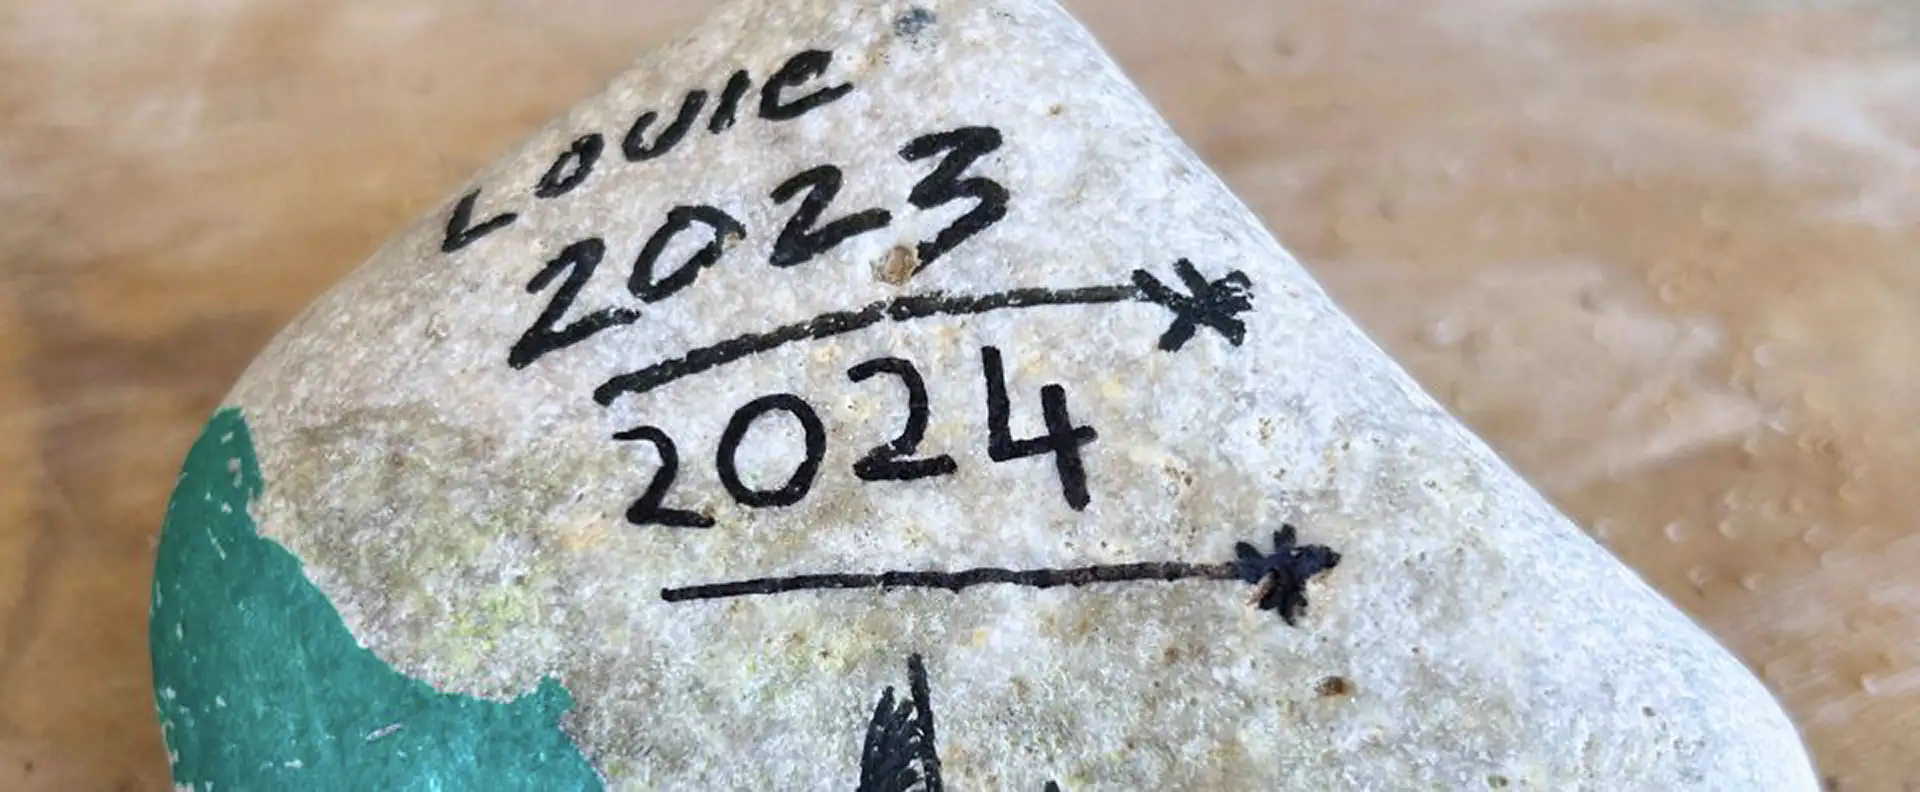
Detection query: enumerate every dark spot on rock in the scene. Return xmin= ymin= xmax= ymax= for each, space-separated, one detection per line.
xmin=1824 ymin=774 xmax=1843 ymax=791
xmin=22 ymin=760 xmax=33 ymax=774
xmin=1160 ymin=461 xmax=1196 ymax=492
xmin=875 ymin=245 xmax=918 ymax=285
xmin=1048 ymin=103 xmax=1065 ymax=117
xmin=1642 ymin=705 xmax=1656 ymax=717
xmin=1377 ymin=197 xmax=1399 ymax=222
xmin=1487 ymin=775 xmax=1510 ymax=788
xmin=1162 ymin=645 xmax=1182 ymax=663
xmin=1315 ymin=675 xmax=1351 ymax=697
xmin=894 ymin=7 xmax=935 ymax=40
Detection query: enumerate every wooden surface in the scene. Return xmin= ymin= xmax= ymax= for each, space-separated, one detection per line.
xmin=3 ymin=0 xmax=1917 ymax=788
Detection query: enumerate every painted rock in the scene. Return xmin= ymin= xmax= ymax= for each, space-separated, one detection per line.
xmin=148 ymin=0 xmax=1820 ymax=789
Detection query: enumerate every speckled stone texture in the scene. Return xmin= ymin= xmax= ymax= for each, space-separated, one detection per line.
xmin=172 ymin=0 xmax=1818 ymax=788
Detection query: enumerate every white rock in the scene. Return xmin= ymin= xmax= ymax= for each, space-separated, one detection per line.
xmin=211 ymin=0 xmax=1817 ymax=788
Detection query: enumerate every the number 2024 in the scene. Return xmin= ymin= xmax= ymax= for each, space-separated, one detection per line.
xmin=612 ymin=345 xmax=1098 ymax=528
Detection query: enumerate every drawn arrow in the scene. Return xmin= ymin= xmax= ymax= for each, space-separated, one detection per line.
xmin=592 ymin=258 xmax=1255 ymax=406
xmin=662 ymin=524 xmax=1340 ymax=627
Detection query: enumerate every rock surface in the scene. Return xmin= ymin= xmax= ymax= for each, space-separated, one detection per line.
xmin=149 ymin=0 xmax=1820 ymax=788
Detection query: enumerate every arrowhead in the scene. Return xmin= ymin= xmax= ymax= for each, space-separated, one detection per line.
xmin=1131 ymin=259 xmax=1254 ymax=352
xmin=1231 ymin=524 xmax=1342 ymax=626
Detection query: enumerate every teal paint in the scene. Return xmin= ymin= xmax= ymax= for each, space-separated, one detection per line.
xmin=149 ymin=407 xmax=604 ymax=791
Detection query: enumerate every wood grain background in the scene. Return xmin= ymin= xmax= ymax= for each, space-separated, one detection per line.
xmin=3 ymin=0 xmax=1917 ymax=788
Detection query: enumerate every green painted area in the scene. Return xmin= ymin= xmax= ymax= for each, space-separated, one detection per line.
xmin=148 ymin=407 xmax=604 ymax=791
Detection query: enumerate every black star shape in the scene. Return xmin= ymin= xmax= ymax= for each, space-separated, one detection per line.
xmin=1131 ymin=258 xmax=1255 ymax=352
xmin=1231 ymin=524 xmax=1342 ymax=626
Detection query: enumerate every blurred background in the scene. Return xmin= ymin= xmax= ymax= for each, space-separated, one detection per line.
xmin=2 ymin=0 xmax=1916 ymax=788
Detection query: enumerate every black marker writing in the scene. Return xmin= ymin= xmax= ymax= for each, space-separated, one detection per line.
xmin=710 ymin=69 xmax=753 ymax=133
xmin=1134 ymin=258 xmax=1254 ymax=351
xmin=501 ymin=124 xmax=1011 ymax=370
xmin=612 ymin=424 xmax=714 ymax=529
xmin=852 ymin=652 xmax=1072 ymax=791
xmin=593 ymin=260 xmax=1254 ymax=404
xmin=443 ymin=46 xmax=856 ymax=258
xmin=664 ymin=525 xmax=1341 ymax=626
xmin=857 ymin=654 xmax=944 ymax=792
xmin=618 ymin=347 xmax=1100 ymax=524
xmin=625 ymin=88 xmax=707 ymax=162
xmin=982 ymin=345 xmax=1096 ymax=511
xmin=848 ymin=357 xmax=958 ymax=482
xmin=628 ymin=205 xmax=746 ymax=304
xmin=900 ymin=126 xmax=1010 ymax=273
xmin=536 ymin=133 xmax=604 ymax=199
xmin=442 ymin=189 xmax=518 ymax=254
xmin=510 ymin=238 xmax=638 ymax=369
xmin=762 ymin=49 xmax=853 ymax=121
xmin=770 ymin=165 xmax=893 ymax=269
xmin=716 ymin=393 xmax=827 ymax=509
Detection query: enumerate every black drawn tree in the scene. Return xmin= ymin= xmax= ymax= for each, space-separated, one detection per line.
xmin=858 ymin=655 xmax=943 ymax=792
xmin=856 ymin=655 xmax=1079 ymax=792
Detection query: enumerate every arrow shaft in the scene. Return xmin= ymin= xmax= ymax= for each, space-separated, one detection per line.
xmin=592 ymin=282 xmax=1143 ymax=405
xmin=660 ymin=559 xmax=1241 ymax=603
